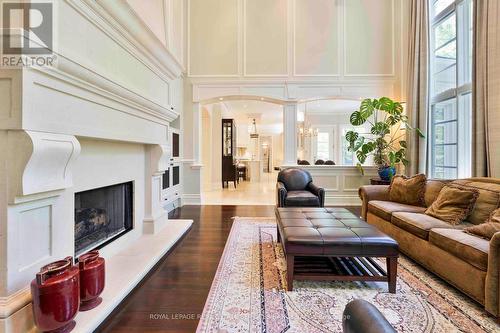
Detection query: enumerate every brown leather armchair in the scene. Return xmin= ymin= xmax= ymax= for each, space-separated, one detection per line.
xmin=276 ymin=168 xmax=325 ymax=207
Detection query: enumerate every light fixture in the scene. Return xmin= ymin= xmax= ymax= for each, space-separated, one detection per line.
xmin=219 ymin=97 xmax=224 ymax=101
xmin=250 ymin=118 xmax=259 ymax=139
xmin=297 ymin=103 xmax=318 ymax=144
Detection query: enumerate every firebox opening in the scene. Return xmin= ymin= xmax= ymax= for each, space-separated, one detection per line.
xmin=74 ymin=181 xmax=133 ymax=256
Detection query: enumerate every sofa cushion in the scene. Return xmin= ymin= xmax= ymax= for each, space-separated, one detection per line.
xmin=425 ymin=185 xmax=479 ymax=225
xmin=451 ymin=179 xmax=500 ymax=225
xmin=429 ymin=228 xmax=489 ymax=271
xmin=389 ymin=174 xmax=426 ymax=206
xmin=391 ymin=212 xmax=471 ymax=240
xmin=285 ymin=190 xmax=320 ymax=207
xmin=368 ymin=200 xmax=426 ymax=221
xmin=424 ymin=179 xmax=450 ymax=207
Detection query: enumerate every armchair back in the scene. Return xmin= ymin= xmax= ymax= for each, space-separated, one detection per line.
xmin=278 ymin=168 xmax=312 ymax=190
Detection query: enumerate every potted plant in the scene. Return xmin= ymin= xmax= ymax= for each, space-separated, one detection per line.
xmin=345 ymin=97 xmax=425 ymax=181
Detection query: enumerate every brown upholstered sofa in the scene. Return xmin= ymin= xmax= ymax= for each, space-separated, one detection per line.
xmin=359 ymin=177 xmax=500 ymax=319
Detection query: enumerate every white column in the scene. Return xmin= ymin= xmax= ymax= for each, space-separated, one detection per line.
xmin=283 ymin=103 xmax=298 ymax=165
xmin=192 ymin=102 xmax=202 ymax=165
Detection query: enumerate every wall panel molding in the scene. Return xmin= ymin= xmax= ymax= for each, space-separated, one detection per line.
xmin=292 ymin=0 xmax=341 ymax=77
xmin=188 ymin=0 xmax=403 ymax=80
xmin=243 ymin=0 xmax=289 ymax=77
xmin=343 ymin=0 xmax=396 ymax=77
xmin=187 ymin=0 xmax=240 ymax=77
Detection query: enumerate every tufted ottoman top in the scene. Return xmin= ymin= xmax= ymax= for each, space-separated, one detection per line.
xmin=275 ymin=207 xmax=399 ymax=256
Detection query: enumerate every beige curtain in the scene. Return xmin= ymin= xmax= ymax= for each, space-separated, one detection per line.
xmin=473 ymin=0 xmax=500 ymax=178
xmin=406 ymin=0 xmax=429 ymax=176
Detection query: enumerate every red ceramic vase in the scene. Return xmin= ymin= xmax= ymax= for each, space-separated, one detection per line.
xmin=30 ymin=257 xmax=80 ymax=333
xmin=78 ymin=250 xmax=105 ymax=311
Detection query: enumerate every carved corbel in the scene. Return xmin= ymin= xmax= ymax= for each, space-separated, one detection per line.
xmin=149 ymin=144 xmax=170 ymax=176
xmin=6 ymin=130 xmax=81 ymax=203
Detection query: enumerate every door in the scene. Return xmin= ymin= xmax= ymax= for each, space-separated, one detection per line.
xmin=312 ymin=126 xmax=335 ymax=163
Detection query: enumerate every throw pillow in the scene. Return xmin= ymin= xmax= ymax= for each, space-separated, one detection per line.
xmin=464 ymin=208 xmax=500 ymax=239
xmin=487 ymin=207 xmax=500 ymax=224
xmin=425 ymin=185 xmax=479 ymax=225
xmin=389 ymin=174 xmax=427 ymax=206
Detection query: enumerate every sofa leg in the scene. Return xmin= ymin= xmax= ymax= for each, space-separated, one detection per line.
xmin=286 ymin=254 xmax=294 ymax=291
xmin=387 ymin=256 xmax=397 ymax=294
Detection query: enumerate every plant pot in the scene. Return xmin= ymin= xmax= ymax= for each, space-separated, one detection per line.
xmin=378 ymin=166 xmax=396 ymax=181
xmin=31 ymin=257 xmax=80 ymax=333
xmin=78 ymin=250 xmax=105 ymax=311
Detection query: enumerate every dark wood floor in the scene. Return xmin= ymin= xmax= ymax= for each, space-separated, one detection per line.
xmin=98 ymin=205 xmax=360 ymax=333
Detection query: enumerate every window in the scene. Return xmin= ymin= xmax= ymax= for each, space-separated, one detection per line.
xmin=429 ymin=0 xmax=473 ymax=179
xmin=315 ymin=132 xmax=331 ymax=161
xmin=340 ymin=125 xmax=371 ymax=166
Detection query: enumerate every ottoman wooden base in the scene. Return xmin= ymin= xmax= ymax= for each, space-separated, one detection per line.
xmin=285 ymin=255 xmax=397 ymax=292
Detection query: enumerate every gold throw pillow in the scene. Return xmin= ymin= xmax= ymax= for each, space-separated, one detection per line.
xmin=425 ymin=185 xmax=479 ymax=225
xmin=389 ymin=174 xmax=427 ymax=206
xmin=465 ymin=208 xmax=500 ymax=240
xmin=487 ymin=207 xmax=500 ymax=224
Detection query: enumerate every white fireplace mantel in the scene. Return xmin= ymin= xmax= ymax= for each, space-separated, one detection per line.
xmin=0 ymin=0 xmax=189 ymax=331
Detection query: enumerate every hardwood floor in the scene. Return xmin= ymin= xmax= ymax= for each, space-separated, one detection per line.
xmin=98 ymin=205 xmax=360 ymax=333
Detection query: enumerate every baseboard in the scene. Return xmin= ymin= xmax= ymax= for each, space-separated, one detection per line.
xmin=181 ymin=194 xmax=201 ymax=205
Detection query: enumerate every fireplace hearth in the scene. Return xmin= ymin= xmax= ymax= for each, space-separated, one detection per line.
xmin=75 ymin=182 xmax=133 ymax=256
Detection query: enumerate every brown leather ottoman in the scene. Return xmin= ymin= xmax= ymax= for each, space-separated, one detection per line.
xmin=276 ymin=207 xmax=399 ymax=292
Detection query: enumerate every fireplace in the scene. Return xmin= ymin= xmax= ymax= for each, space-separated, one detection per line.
xmin=74 ymin=182 xmax=133 ymax=256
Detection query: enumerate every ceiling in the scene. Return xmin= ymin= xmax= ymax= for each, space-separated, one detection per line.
xmin=222 ymin=100 xmax=283 ymax=125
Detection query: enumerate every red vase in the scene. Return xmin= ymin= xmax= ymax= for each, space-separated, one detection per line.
xmin=78 ymin=250 xmax=105 ymax=311
xmin=31 ymin=257 xmax=80 ymax=333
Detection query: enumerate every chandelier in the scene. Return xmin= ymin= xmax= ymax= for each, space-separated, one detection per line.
xmin=297 ymin=104 xmax=318 ymax=139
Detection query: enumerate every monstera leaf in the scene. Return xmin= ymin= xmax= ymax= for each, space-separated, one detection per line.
xmin=371 ymin=122 xmax=390 ymax=136
xmin=359 ymin=99 xmax=374 ymax=118
xmin=375 ymin=97 xmax=394 ymax=112
xmin=356 ymin=150 xmax=367 ymax=164
xmin=345 ymin=130 xmax=358 ymax=143
xmin=416 ymin=127 xmax=426 ymax=138
xmin=350 ymin=111 xmax=367 ymax=126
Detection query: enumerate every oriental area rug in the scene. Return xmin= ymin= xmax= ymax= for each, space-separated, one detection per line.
xmin=196 ymin=218 xmax=498 ymax=333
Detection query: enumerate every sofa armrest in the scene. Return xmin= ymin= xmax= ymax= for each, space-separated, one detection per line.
xmin=486 ymin=231 xmax=500 ymax=317
xmin=358 ymin=185 xmax=390 ymax=220
xmin=276 ymin=182 xmax=287 ymax=207
xmin=307 ymin=182 xmax=325 ymax=207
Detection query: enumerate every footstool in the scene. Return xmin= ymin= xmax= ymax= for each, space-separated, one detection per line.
xmin=275 ymin=207 xmax=399 ymax=292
